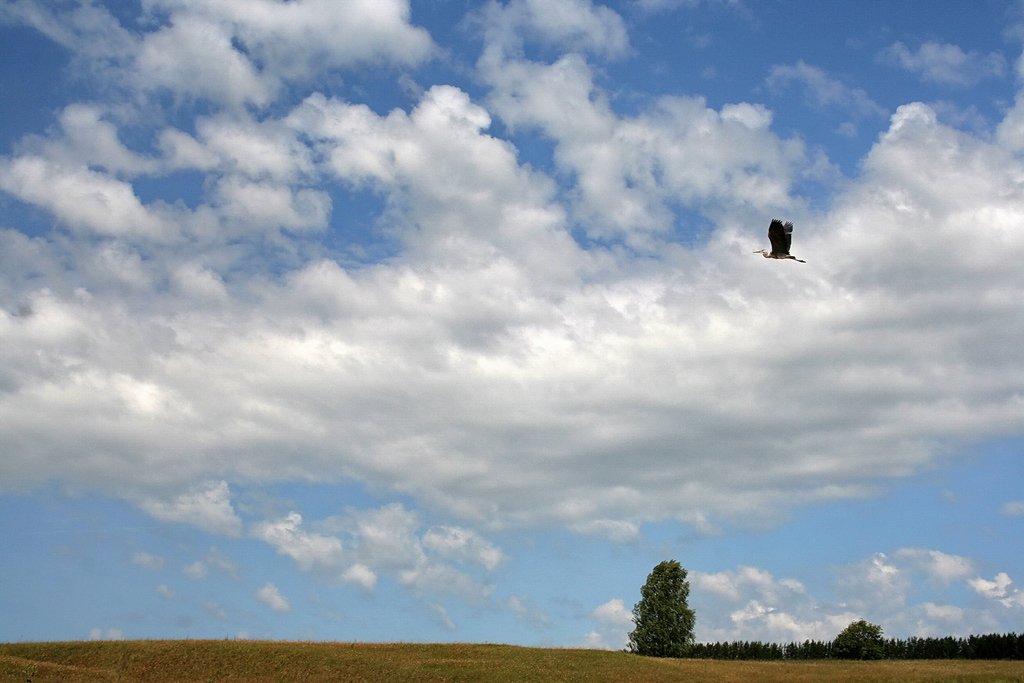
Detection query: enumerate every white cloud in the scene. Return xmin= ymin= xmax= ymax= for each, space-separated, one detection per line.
xmin=584 ymin=598 xmax=633 ymax=650
xmin=580 ymin=629 xmax=614 ymax=650
xmin=431 ymin=603 xmax=457 ymax=631
xmin=880 ymin=41 xmax=1006 ymax=86
xmin=252 ymin=512 xmax=345 ymax=574
xmin=7 ymin=88 xmax=1024 ymax=530
xmin=479 ymin=0 xmax=629 ymax=59
xmin=726 ymin=601 xmax=858 ymax=644
xmin=692 ymin=563 xmax=857 ymax=643
xmin=135 ymin=15 xmax=274 ymax=108
xmin=180 ymin=549 xmax=239 ymax=581
xmin=969 ymin=572 xmax=1013 ymax=599
xmin=997 ymin=54 xmax=1024 ymax=150
xmin=137 ymin=481 xmax=243 ymax=537
xmin=0 ymin=155 xmax=170 ymax=239
xmin=88 ymin=627 xmax=124 ymax=641
xmin=399 ymin=560 xmax=494 ymax=603
xmin=344 ymin=503 xmax=427 ymax=572
xmin=691 ymin=547 xmax=1020 ymax=642
xmin=592 ymin=598 xmax=633 ymax=627
xmin=691 ymin=551 xmax=1007 ymax=643
xmin=342 ymin=564 xmax=377 ymax=591
xmin=203 ymin=601 xmax=228 ymax=620
xmin=195 ymin=113 xmax=315 ymax=181
xmin=969 ymin=571 xmax=1024 ymax=610
xmin=183 ymin=561 xmax=208 ymax=580
xmin=480 ymin=49 xmax=802 ymax=246
xmin=47 ymin=104 xmax=158 ymax=175
xmin=157 ymin=584 xmax=176 ymax=599
xmin=922 ymin=602 xmax=964 ymax=623
xmin=503 ymin=595 xmax=550 ymax=627
xmin=143 ymin=0 xmax=434 ymax=84
xmin=1000 ymin=500 xmax=1024 ymax=516
xmin=422 ymin=526 xmax=505 ymax=571
xmin=0 ymin=0 xmax=136 ymax=64
xmin=895 ymin=548 xmax=975 ymax=584
xmin=569 ymin=519 xmax=640 ymax=543
xmin=331 ymin=505 xmax=495 ymax=602
xmin=132 ymin=552 xmax=165 ymax=570
xmin=693 ymin=566 xmax=805 ymax=605
xmin=249 ymin=504 xmax=500 ymax=604
xmin=1 ymin=0 xmax=1024 ymax=568
xmin=9 ymin=0 xmax=434 ymax=109
xmin=765 ymin=60 xmax=888 ymax=121
xmin=344 ymin=505 xmax=497 ymax=602
xmin=212 ymin=176 xmax=330 ymax=233
xmin=256 ymin=582 xmax=291 ymax=612
xmin=857 ymin=554 xmax=904 ymax=599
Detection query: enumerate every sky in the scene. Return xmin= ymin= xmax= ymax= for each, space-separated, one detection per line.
xmin=1 ymin=0 xmax=1023 ymax=649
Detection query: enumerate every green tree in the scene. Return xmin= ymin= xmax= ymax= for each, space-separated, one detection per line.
xmin=628 ymin=560 xmax=696 ymax=657
xmin=832 ymin=619 xmax=885 ymax=660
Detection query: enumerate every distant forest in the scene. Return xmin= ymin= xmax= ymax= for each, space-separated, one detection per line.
xmin=686 ymin=633 xmax=1023 ymax=660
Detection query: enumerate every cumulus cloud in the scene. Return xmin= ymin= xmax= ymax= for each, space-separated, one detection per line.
xmin=690 ymin=565 xmax=837 ymax=643
xmin=895 ymin=548 xmax=974 ymax=585
xmin=183 ymin=561 xmax=208 ymax=580
xmin=131 ymin=552 xmax=165 ymax=571
xmin=968 ymin=571 xmax=1024 ymax=609
xmin=431 ymin=603 xmax=457 ymax=631
xmin=570 ymin=519 xmax=640 ymax=542
xmin=691 ymin=548 xmax=1013 ymax=642
xmin=583 ymin=598 xmax=634 ymax=650
xmin=179 ymin=548 xmax=238 ymax=582
xmin=969 ymin=572 xmax=1013 ymax=600
xmin=341 ymin=505 xmax=496 ymax=602
xmin=879 ymin=40 xmax=1006 ymax=86
xmin=693 ymin=566 xmax=805 ymax=604
xmin=342 ymin=564 xmax=377 ymax=592
xmin=422 ymin=526 xmax=505 ymax=571
xmin=135 ymin=14 xmax=275 ymax=108
xmin=481 ymin=47 xmax=801 ymax=245
xmin=2 ymin=0 xmax=1024 ymax=588
xmin=256 ymin=582 xmax=291 ymax=612
xmin=765 ymin=60 xmax=888 ymax=124
xmin=0 ymin=155 xmax=170 ymax=239
xmin=88 ymin=627 xmax=124 ymax=641
xmin=137 ymin=482 xmax=243 ymax=537
xmin=478 ymin=0 xmax=629 ymax=59
xmin=249 ymin=504 xmax=500 ymax=603
xmin=140 ymin=0 xmax=435 ymax=87
xmin=837 ymin=553 xmax=907 ymax=610
xmin=252 ymin=512 xmax=346 ymax=575
xmin=0 ymin=0 xmax=136 ymax=65
xmin=3 ymin=0 xmax=434 ymax=109
xmin=1000 ymin=500 xmax=1024 ymax=517
xmin=4 ymin=87 xmax=1024 ymax=538
xmin=592 ymin=598 xmax=633 ymax=627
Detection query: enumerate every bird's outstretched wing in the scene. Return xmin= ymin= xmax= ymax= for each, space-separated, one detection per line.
xmin=767 ymin=219 xmax=787 ymax=255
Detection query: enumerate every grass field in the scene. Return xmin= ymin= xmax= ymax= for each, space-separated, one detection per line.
xmin=1 ymin=641 xmax=1023 ymax=682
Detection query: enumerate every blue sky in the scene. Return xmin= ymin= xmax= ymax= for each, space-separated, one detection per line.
xmin=1 ymin=0 xmax=1023 ymax=648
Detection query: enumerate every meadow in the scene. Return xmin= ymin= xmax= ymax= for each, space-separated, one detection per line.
xmin=1 ymin=641 xmax=1023 ymax=682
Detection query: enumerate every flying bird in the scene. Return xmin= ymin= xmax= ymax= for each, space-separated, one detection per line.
xmin=754 ymin=219 xmax=806 ymax=262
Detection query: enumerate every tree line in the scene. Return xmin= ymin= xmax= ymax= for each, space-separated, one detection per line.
xmin=627 ymin=560 xmax=1022 ymax=661
xmin=685 ymin=632 xmax=1024 ymax=660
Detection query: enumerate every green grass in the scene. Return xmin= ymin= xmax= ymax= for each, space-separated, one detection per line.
xmin=1 ymin=641 xmax=1022 ymax=682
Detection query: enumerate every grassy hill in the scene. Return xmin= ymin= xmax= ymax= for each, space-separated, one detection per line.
xmin=2 ymin=641 xmax=1023 ymax=682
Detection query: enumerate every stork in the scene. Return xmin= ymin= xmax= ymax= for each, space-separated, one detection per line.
xmin=754 ymin=219 xmax=805 ymax=262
